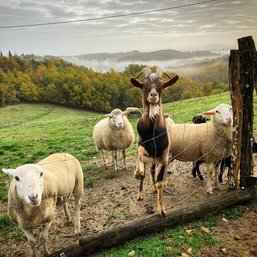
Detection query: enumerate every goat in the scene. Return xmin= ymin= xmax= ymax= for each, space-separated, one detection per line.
xmin=130 ymin=67 xmax=178 ymax=216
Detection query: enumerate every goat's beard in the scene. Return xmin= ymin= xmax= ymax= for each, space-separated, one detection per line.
xmin=149 ymin=104 xmax=160 ymax=120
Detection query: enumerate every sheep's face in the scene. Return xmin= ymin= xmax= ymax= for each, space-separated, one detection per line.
xmin=2 ymin=164 xmax=44 ymax=206
xmin=203 ymin=103 xmax=233 ymax=126
xmin=108 ymin=109 xmax=125 ymax=129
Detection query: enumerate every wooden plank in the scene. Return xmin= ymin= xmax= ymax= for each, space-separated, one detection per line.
xmin=238 ymin=36 xmax=256 ymax=187
xmin=229 ymin=50 xmax=242 ymax=189
xmin=48 ymin=187 xmax=255 ymax=257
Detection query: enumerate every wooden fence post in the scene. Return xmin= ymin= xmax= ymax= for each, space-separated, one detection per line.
xmin=229 ymin=50 xmax=242 ymax=189
xmin=238 ymin=36 xmax=256 ymax=188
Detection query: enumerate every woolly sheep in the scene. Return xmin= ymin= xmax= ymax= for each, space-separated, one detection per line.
xmin=2 ymin=153 xmax=84 ymax=257
xmin=93 ymin=107 xmax=139 ymax=171
xmin=168 ymin=103 xmax=233 ymax=194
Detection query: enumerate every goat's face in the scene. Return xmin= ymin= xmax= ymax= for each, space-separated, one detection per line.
xmin=2 ymin=164 xmax=44 ymax=206
xmin=130 ymin=67 xmax=179 ymax=106
xmin=144 ymin=73 xmax=161 ymax=105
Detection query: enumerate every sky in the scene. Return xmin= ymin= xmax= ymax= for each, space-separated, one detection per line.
xmin=0 ymin=0 xmax=257 ymax=56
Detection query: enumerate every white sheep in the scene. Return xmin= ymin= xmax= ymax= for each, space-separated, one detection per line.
xmin=93 ymin=108 xmax=138 ymax=171
xmin=2 ymin=153 xmax=84 ymax=257
xmin=168 ymin=103 xmax=233 ymax=194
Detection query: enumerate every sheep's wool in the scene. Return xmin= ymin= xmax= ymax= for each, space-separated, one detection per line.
xmin=149 ymin=104 xmax=160 ymax=120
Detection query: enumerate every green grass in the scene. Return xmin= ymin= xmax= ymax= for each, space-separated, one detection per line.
xmin=0 ymin=93 xmax=256 ymax=254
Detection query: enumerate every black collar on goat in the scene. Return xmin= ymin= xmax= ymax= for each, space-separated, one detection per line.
xmin=130 ymin=67 xmax=178 ymax=217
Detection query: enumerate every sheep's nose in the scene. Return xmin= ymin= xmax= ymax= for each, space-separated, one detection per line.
xmin=28 ymin=194 xmax=39 ymax=204
xmin=117 ymin=122 xmax=123 ymax=127
xmin=226 ymin=117 xmax=232 ymax=123
xmin=150 ymin=92 xmax=157 ymax=97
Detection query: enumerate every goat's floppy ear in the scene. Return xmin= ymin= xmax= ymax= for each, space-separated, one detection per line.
xmin=163 ymin=75 xmax=179 ymax=89
xmin=130 ymin=78 xmax=144 ymax=89
xmin=2 ymin=168 xmax=16 ymax=176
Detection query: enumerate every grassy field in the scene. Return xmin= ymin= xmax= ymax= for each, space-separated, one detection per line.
xmin=0 ymin=93 xmax=256 ymax=256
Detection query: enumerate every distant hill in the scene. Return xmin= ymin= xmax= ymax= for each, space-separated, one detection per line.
xmin=64 ymin=49 xmax=220 ymax=62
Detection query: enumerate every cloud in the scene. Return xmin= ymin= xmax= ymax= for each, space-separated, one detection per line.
xmin=0 ymin=0 xmax=256 ymax=55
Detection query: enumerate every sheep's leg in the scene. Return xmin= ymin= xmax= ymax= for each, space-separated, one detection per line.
xmin=206 ymin=163 xmax=214 ymax=194
xmin=214 ymin=164 xmax=221 ymax=190
xmin=22 ymin=228 xmax=36 ymax=257
xmin=192 ymin=161 xmax=204 ymax=180
xmin=101 ymin=150 xmax=107 ymax=168
xmin=73 ymin=194 xmax=82 ymax=234
xmin=63 ymin=202 xmax=72 ymax=224
xmin=40 ymin=221 xmax=52 ymax=257
xmin=112 ymin=149 xmax=118 ymax=171
xmin=218 ymin=159 xmax=225 ymax=183
xmin=122 ymin=150 xmax=127 ymax=170
xmin=150 ymin=164 xmax=157 ymax=192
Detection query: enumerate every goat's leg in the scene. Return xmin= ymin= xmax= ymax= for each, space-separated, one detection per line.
xmin=134 ymin=146 xmax=146 ymax=179
xmin=155 ymin=150 xmax=169 ymax=217
xmin=122 ymin=149 xmax=127 ymax=170
xmin=150 ymin=164 xmax=157 ymax=192
xmin=155 ymin=163 xmax=167 ymax=217
xmin=137 ymin=177 xmax=144 ymax=200
xmin=22 ymin=228 xmax=37 ymax=257
xmin=73 ymin=193 xmax=82 ymax=234
xmin=40 ymin=222 xmax=52 ymax=257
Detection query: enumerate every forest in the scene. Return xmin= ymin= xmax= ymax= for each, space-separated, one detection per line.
xmin=0 ymin=52 xmax=228 ymax=112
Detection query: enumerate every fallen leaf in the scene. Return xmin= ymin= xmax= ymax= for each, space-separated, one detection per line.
xmin=200 ymin=226 xmax=211 ymax=234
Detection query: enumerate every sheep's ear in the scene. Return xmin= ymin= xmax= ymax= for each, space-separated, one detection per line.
xmin=2 ymin=168 xmax=16 ymax=177
xmin=130 ymin=78 xmax=144 ymax=89
xmin=202 ymin=110 xmax=216 ymax=116
xmin=107 ymin=113 xmax=113 ymax=118
xmin=163 ymin=75 xmax=179 ymax=89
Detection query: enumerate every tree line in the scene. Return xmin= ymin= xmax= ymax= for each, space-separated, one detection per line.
xmin=0 ymin=53 xmax=228 ymax=112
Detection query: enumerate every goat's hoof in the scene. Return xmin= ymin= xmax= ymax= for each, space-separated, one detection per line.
xmin=158 ymin=210 xmax=166 ymax=217
xmin=134 ymin=172 xmax=145 ymax=179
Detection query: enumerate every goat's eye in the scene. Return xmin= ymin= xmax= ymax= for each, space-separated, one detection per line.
xmin=40 ymin=172 xmax=43 ymax=177
xmin=15 ymin=176 xmax=20 ymax=181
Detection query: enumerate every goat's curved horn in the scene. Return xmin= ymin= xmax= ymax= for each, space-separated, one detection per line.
xmin=156 ymin=67 xmax=163 ymax=78
xmin=134 ymin=67 xmax=152 ymax=79
xmin=134 ymin=71 xmax=143 ymax=79
xmin=142 ymin=67 xmax=152 ymax=78
xmin=163 ymin=72 xmax=171 ymax=79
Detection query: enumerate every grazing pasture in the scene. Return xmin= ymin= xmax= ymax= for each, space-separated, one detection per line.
xmin=0 ymin=92 xmax=256 ymax=256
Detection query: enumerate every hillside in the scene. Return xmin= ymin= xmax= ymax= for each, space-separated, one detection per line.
xmin=64 ymin=49 xmax=219 ymax=62
xmin=62 ymin=49 xmax=222 ymax=72
xmin=0 ymin=54 xmax=229 ymax=111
